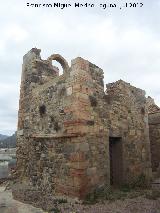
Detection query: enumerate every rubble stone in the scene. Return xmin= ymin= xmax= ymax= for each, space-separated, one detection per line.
xmin=14 ymin=48 xmax=158 ymax=208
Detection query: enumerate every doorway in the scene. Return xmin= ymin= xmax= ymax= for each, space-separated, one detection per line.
xmin=109 ymin=137 xmax=123 ymax=186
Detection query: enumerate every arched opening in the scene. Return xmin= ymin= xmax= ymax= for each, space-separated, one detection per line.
xmin=52 ymin=60 xmax=63 ymax=76
xmin=47 ymin=54 xmax=69 ymax=75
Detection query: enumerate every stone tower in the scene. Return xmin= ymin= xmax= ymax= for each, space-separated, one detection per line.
xmin=15 ymin=48 xmax=152 ymax=209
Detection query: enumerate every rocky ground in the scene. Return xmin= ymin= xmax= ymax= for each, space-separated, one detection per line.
xmin=0 ymin=186 xmax=45 ymax=213
xmin=0 ymin=184 xmax=160 ymax=213
xmin=57 ymin=198 xmax=160 ymax=213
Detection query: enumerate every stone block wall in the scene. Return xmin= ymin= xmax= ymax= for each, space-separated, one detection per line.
xmin=105 ymin=80 xmax=152 ymax=184
xmin=16 ymin=48 xmax=152 ymax=204
xmin=148 ymin=101 xmax=160 ymax=174
xmin=16 ymin=49 xmax=109 ymax=199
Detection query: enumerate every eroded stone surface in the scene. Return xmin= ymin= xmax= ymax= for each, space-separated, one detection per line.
xmin=147 ymin=97 xmax=160 ymax=177
xmin=15 ymin=48 xmax=157 ymax=208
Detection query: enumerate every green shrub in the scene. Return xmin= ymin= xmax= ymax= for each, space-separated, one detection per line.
xmin=49 ymin=207 xmax=61 ymax=213
xmin=130 ymin=174 xmax=147 ymax=188
xmin=54 ymin=198 xmax=67 ymax=204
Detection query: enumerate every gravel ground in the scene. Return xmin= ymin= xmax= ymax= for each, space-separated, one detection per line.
xmin=0 ymin=186 xmax=160 ymax=213
xmin=56 ymin=197 xmax=160 ymax=213
xmin=0 ymin=187 xmax=45 ymax=213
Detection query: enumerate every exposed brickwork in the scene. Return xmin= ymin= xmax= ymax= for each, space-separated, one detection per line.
xmin=14 ymin=48 xmax=155 ymax=208
xmin=147 ymin=97 xmax=160 ymax=175
xmin=105 ymin=81 xmax=152 ymax=183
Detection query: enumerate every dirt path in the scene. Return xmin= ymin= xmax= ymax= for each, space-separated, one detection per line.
xmin=0 ymin=187 xmax=45 ymax=213
xmin=0 ymin=186 xmax=160 ymax=213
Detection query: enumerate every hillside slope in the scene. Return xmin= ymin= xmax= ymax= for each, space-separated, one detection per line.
xmin=0 ymin=133 xmax=16 ymax=148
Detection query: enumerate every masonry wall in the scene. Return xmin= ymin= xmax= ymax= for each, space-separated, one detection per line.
xmin=16 ymin=49 xmax=109 ymax=199
xmin=16 ymin=48 xmax=59 ymax=179
xmin=105 ymin=80 xmax=152 ymax=184
xmin=149 ymin=112 xmax=160 ymax=173
xmin=16 ymin=48 xmax=152 ymax=206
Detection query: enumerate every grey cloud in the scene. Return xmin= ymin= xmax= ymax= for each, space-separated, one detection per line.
xmin=0 ymin=0 xmax=160 ymax=134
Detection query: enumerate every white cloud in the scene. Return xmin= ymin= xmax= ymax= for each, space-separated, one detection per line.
xmin=0 ymin=0 xmax=160 ymax=134
xmin=4 ymin=24 xmax=29 ymax=43
xmin=0 ymin=41 xmax=6 ymax=56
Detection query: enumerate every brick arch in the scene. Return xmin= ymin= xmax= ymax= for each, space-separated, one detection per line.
xmin=47 ymin=54 xmax=69 ymax=74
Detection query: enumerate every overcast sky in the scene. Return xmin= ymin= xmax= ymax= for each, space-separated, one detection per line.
xmin=0 ymin=0 xmax=160 ymax=135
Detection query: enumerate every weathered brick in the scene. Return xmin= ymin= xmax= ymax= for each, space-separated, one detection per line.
xmin=15 ymin=48 xmax=154 ymax=208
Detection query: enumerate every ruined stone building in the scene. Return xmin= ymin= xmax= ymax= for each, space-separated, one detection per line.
xmin=147 ymin=97 xmax=160 ymax=177
xmin=15 ymin=48 xmax=159 ymax=203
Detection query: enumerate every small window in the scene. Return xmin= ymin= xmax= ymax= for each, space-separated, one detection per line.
xmin=89 ymin=95 xmax=97 ymax=107
xmin=39 ymin=105 xmax=46 ymax=116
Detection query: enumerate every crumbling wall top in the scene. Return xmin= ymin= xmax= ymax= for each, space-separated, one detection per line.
xmin=147 ymin=96 xmax=160 ymax=114
xmin=47 ymin=54 xmax=70 ymax=74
